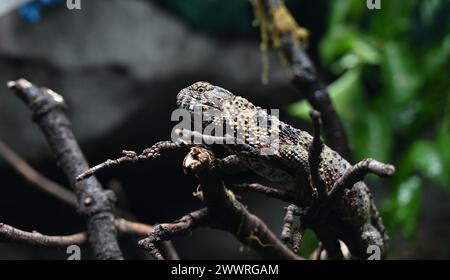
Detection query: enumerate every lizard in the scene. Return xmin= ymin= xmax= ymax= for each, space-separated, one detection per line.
xmin=76 ymin=81 xmax=395 ymax=259
xmin=175 ymin=81 xmax=394 ymax=259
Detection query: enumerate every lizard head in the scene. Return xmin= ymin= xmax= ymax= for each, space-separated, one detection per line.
xmin=176 ymin=82 xmax=281 ymax=151
xmin=176 ymin=81 xmax=235 ymax=123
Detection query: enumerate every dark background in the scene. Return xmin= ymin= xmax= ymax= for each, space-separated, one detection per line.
xmin=0 ymin=0 xmax=449 ymax=259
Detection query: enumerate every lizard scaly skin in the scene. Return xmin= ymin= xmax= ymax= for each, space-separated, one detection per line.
xmin=176 ymin=81 xmax=389 ymax=259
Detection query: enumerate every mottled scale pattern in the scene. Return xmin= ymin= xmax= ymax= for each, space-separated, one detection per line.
xmin=222 ymin=94 xmax=353 ymax=195
xmin=177 ymin=81 xmax=353 ymax=194
xmin=176 ymin=82 xmax=388 ymax=258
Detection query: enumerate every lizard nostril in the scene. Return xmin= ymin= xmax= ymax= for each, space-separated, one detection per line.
xmin=176 ymin=89 xmax=185 ymax=101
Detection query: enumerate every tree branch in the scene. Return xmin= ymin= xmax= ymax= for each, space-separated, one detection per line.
xmin=253 ymin=0 xmax=352 ymax=160
xmin=0 ymin=217 xmax=182 ymax=261
xmin=138 ymin=208 xmax=209 ymax=260
xmin=228 ymin=183 xmax=296 ymax=204
xmin=0 ymin=136 xmax=179 ymax=259
xmin=183 ymin=146 xmax=301 ymax=260
xmin=76 ymin=141 xmax=186 ymax=181
xmin=0 ymin=223 xmax=87 ymax=248
xmin=0 ymin=139 xmax=78 ymax=207
xmin=8 ymin=79 xmax=123 ymax=260
xmin=0 ymin=219 xmax=154 ymax=248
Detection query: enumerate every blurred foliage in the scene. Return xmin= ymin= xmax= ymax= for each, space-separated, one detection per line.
xmin=289 ymin=0 xmax=450 ymax=238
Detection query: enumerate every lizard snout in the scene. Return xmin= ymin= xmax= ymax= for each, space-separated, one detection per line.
xmin=176 ymin=88 xmax=188 ymax=108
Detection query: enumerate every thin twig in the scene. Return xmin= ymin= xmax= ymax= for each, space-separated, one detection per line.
xmin=0 ymin=223 xmax=87 ymax=248
xmin=76 ymin=141 xmax=184 ymax=181
xmin=228 ymin=183 xmax=296 ymax=204
xmin=138 ymin=208 xmax=208 ymax=260
xmin=0 ymin=219 xmax=155 ymax=248
xmin=0 ymin=139 xmax=78 ymax=207
xmin=8 ymin=79 xmax=123 ymax=260
xmin=114 ymin=218 xmax=153 ymax=236
xmin=0 ymin=218 xmax=181 ymax=261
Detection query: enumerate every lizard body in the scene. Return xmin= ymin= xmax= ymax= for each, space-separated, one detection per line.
xmin=176 ymin=81 xmax=389 ymax=259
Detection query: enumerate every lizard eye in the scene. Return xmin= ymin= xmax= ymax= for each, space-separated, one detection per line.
xmin=198 ymin=88 xmax=204 ymax=93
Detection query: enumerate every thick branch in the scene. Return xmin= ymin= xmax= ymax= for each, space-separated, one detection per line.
xmin=255 ymin=0 xmax=352 ymax=160
xmin=184 ymin=147 xmax=301 ymax=260
xmin=8 ymin=79 xmax=123 ymax=260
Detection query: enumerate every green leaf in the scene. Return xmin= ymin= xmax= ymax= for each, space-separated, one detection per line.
xmin=437 ymin=114 xmax=450 ymax=192
xmin=369 ymin=0 xmax=419 ymax=37
xmin=298 ymin=229 xmax=319 ymax=258
xmin=391 ymin=100 xmax=422 ymax=133
xmin=350 ymin=111 xmax=392 ymax=162
xmin=381 ymin=41 xmax=423 ymax=104
xmin=288 ymin=68 xmax=365 ymax=123
xmin=351 ymin=39 xmax=381 ymax=65
xmin=287 ymin=100 xmax=311 ymax=123
xmin=392 ymin=176 xmax=423 ymax=237
xmin=437 ymin=133 xmax=450 ymax=192
xmin=424 ymin=34 xmax=450 ymax=76
xmin=328 ymin=68 xmax=365 ymax=119
xmin=419 ymin=0 xmax=442 ymax=27
xmin=335 ymin=53 xmax=360 ymax=72
xmin=410 ymin=140 xmax=448 ymax=188
xmin=331 ymin=37 xmax=381 ymax=73
xmin=319 ymin=25 xmax=359 ymax=66
xmin=329 ymin=0 xmax=365 ymax=26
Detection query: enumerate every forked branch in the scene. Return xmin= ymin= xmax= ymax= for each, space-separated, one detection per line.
xmin=183 ymin=147 xmax=301 ymax=260
xmin=8 ymin=79 xmax=123 ymax=259
xmin=138 ymin=208 xmax=208 ymax=260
